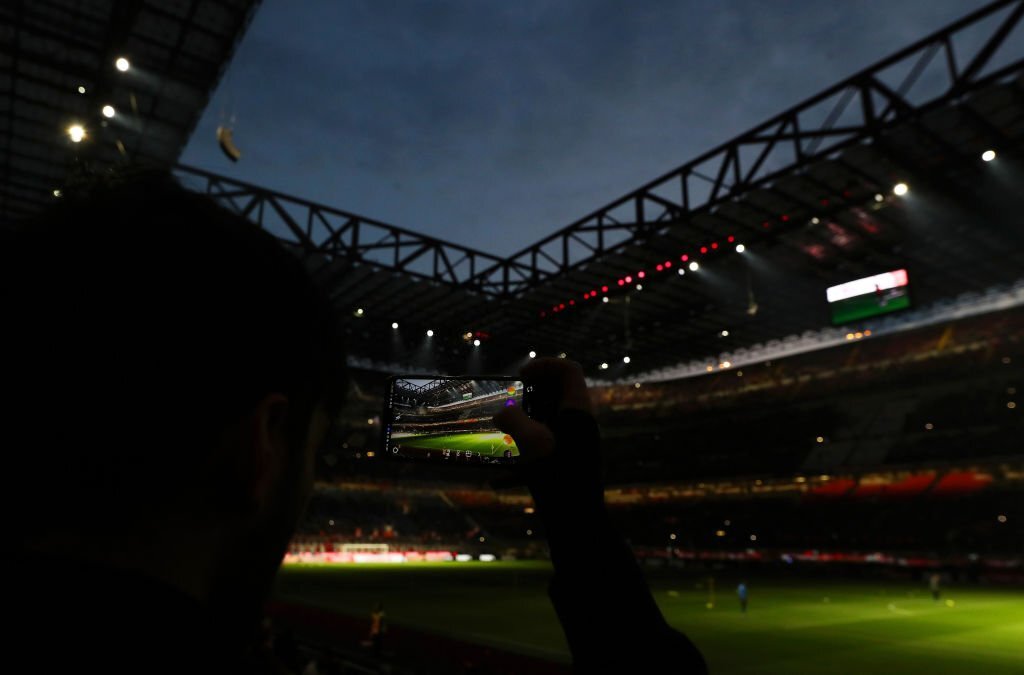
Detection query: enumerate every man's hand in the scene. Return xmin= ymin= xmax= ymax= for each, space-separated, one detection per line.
xmin=492 ymin=358 xmax=591 ymax=463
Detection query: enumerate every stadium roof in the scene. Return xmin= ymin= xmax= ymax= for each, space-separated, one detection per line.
xmin=0 ymin=0 xmax=261 ymax=223
xmin=174 ymin=0 xmax=1024 ymax=378
xmin=13 ymin=1 xmax=1022 ymax=379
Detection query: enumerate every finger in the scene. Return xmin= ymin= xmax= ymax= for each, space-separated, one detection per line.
xmin=493 ymin=406 xmax=555 ymax=460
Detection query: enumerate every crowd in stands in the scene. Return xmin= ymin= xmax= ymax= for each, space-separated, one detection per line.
xmin=290 ymin=307 xmax=1023 ymax=574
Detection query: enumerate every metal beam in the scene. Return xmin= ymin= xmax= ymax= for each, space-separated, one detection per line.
xmin=465 ymin=0 xmax=1024 ymax=298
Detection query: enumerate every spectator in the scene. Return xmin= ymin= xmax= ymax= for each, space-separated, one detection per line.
xmin=3 ymin=171 xmax=346 ymax=673
xmin=3 ymin=173 xmax=706 ymax=673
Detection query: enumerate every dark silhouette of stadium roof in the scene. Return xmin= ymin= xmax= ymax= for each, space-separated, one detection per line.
xmin=6 ymin=1 xmax=1024 ymax=377
xmin=0 ymin=0 xmax=261 ymax=223
xmin=173 ymin=1 xmax=1024 ymax=376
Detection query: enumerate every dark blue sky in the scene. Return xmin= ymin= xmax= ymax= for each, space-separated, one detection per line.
xmin=181 ymin=0 xmax=984 ymax=254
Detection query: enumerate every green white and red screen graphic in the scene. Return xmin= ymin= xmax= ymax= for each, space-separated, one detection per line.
xmin=827 ymin=269 xmax=910 ymax=325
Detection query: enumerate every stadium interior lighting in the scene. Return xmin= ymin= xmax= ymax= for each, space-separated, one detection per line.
xmin=816 ymin=436 xmax=825 ymax=443
xmin=635 ymin=284 xmax=642 ymax=291
xmin=558 ymin=352 xmax=567 ymax=358
xmin=473 ymin=339 xmax=481 ymax=346
xmin=115 ymin=56 xmax=130 ymax=72
xmin=67 ymin=124 xmax=85 ymax=143
xmin=982 ymin=149 xmax=996 ymax=162
xmin=101 ymin=105 xmax=115 ymax=118
xmin=750 ymin=534 xmax=757 ymax=541
xmin=599 ymin=362 xmax=609 ymax=370
xmin=735 ymin=244 xmax=745 ymax=253
xmin=623 ymin=356 xmax=631 ymax=364
xmin=811 ymin=217 xmax=820 ymax=224
xmin=874 ymin=193 xmax=884 ymax=202
xmin=634 ymin=382 xmax=641 ymax=389
xmin=998 ymin=514 xmax=1008 ymax=523
xmin=52 ymin=189 xmax=62 ymax=198
xmin=365 ymin=451 xmax=375 ymax=458
xmin=893 ymin=182 xmax=909 ymax=196
xmin=426 ymin=329 xmax=434 ymax=337
xmin=720 ymin=361 xmax=732 ymax=369
xmin=677 ymin=268 xmax=685 ymax=276
xmin=602 ymin=296 xmax=609 ymax=303
xmin=77 ymin=85 xmax=86 ymax=94
xmin=669 ymin=533 xmax=677 ymax=540
xmin=721 ymin=330 xmax=729 ymax=337
xmin=689 ymin=261 xmax=699 ymax=272
xmin=526 ymin=529 xmax=533 ymax=536
xmin=391 ymin=322 xmax=399 ymax=329
xmin=528 ymin=350 xmax=536 ymax=358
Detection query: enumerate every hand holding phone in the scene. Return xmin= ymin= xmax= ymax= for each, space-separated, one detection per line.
xmin=492 ymin=358 xmax=592 ymax=461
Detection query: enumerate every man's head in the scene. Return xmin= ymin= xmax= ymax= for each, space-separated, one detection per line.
xmin=2 ymin=170 xmax=346 ymax=614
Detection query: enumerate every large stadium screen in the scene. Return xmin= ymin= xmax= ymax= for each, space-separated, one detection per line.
xmin=827 ymin=269 xmax=911 ymax=325
xmin=383 ymin=376 xmax=523 ymax=465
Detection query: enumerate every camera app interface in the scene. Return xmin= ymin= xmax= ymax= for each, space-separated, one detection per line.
xmin=385 ymin=378 xmax=523 ymax=464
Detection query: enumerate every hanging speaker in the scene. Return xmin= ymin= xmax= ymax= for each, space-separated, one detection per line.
xmin=216 ymin=125 xmax=241 ymax=162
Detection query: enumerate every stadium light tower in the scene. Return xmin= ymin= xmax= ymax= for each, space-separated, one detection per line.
xmin=623 ymin=356 xmax=631 ymax=364
xmin=528 ymin=350 xmax=536 ymax=358
xmin=473 ymin=339 xmax=481 ymax=347
xmin=689 ymin=261 xmax=700 ymax=272
xmin=115 ymin=56 xmax=130 ymax=72
xmin=735 ymin=244 xmax=746 ymax=253
xmin=426 ymin=329 xmax=434 ymax=337
xmin=893 ymin=182 xmax=909 ymax=196
xmin=391 ymin=322 xmax=399 ymax=329
xmin=982 ymin=149 xmax=996 ymax=162
xmin=101 ymin=105 xmax=115 ymax=118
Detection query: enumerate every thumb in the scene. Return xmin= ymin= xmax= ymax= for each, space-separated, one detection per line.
xmin=493 ymin=406 xmax=555 ymax=461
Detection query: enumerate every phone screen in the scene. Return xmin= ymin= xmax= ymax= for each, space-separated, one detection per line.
xmin=382 ymin=376 xmax=524 ymax=464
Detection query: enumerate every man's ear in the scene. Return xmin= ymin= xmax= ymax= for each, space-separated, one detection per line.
xmin=245 ymin=393 xmax=290 ymax=513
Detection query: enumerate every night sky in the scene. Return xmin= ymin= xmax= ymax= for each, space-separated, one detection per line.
xmin=180 ymin=0 xmax=984 ymax=255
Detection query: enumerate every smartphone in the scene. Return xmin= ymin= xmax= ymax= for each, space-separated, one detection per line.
xmin=381 ymin=375 xmax=535 ymax=465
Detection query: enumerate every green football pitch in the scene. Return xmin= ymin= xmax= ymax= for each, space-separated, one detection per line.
xmin=392 ymin=431 xmax=520 ymax=457
xmin=275 ymin=561 xmax=1024 ymax=674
